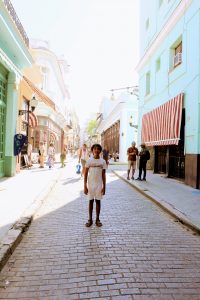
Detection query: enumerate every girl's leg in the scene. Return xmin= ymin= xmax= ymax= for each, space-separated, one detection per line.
xmin=95 ymin=200 xmax=102 ymax=226
xmin=89 ymin=199 xmax=94 ymax=220
xmin=85 ymin=200 xmax=94 ymax=227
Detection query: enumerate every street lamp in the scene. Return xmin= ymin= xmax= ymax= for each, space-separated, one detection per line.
xmin=110 ymin=85 xmax=139 ymax=101
xmin=18 ymin=95 xmax=38 ymax=116
xmin=129 ymin=115 xmax=138 ymax=129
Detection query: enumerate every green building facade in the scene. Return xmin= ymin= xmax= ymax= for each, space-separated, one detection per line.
xmin=0 ymin=0 xmax=33 ymax=177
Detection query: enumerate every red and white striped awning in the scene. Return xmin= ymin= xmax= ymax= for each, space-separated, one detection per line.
xmin=141 ymin=93 xmax=184 ymax=146
xmin=29 ymin=112 xmax=38 ymax=128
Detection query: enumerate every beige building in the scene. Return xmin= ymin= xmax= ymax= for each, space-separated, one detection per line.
xmin=23 ymin=39 xmax=72 ymax=155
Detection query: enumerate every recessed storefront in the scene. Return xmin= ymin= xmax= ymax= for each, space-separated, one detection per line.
xmin=142 ymin=94 xmax=186 ymax=182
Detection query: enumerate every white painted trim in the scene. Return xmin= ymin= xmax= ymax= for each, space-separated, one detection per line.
xmin=136 ymin=0 xmax=192 ymax=72
xmin=0 ymin=48 xmax=22 ymax=80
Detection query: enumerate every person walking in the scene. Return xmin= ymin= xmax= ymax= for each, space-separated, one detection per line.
xmin=84 ymin=144 xmax=106 ymax=227
xmin=47 ymin=143 xmax=55 ymax=169
xmin=136 ymin=143 xmax=150 ymax=181
xmin=60 ymin=147 xmax=67 ymax=168
xmin=78 ymin=143 xmax=89 ymax=176
xmin=127 ymin=141 xmax=138 ymax=180
xmin=39 ymin=142 xmax=45 ymax=168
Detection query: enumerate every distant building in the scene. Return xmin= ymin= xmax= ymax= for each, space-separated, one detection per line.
xmin=97 ymin=92 xmax=138 ymax=162
xmin=136 ymin=0 xmax=200 ymax=189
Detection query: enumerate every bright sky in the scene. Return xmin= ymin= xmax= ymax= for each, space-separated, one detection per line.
xmin=12 ymin=0 xmax=139 ymax=123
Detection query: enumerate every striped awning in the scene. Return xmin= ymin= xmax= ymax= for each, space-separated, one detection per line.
xmin=29 ymin=112 xmax=38 ymax=128
xmin=141 ymin=93 xmax=183 ymax=146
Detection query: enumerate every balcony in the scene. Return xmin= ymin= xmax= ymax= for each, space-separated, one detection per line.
xmin=3 ymin=0 xmax=29 ymax=47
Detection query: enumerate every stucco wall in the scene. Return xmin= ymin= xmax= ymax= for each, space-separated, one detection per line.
xmin=138 ymin=0 xmax=200 ymax=155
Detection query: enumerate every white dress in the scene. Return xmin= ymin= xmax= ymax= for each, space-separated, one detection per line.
xmin=86 ymin=157 xmax=107 ymax=200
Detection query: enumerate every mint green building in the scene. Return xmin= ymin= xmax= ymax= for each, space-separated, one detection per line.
xmin=0 ymin=0 xmax=33 ymax=177
xmin=137 ymin=0 xmax=200 ymax=189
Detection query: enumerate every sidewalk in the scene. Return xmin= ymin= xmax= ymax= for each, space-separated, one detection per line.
xmin=111 ymin=164 xmax=200 ymax=234
xmin=0 ymin=162 xmax=64 ymax=270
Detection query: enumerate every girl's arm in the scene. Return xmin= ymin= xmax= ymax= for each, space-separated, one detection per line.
xmin=84 ymin=167 xmax=89 ymax=194
xmin=102 ymin=169 xmax=106 ymax=195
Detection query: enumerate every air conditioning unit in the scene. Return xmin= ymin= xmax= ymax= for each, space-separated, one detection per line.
xmin=173 ymin=52 xmax=182 ymax=67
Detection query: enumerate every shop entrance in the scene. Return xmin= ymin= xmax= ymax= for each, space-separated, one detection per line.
xmin=154 ymin=109 xmax=185 ymax=179
xmin=168 ymin=111 xmax=185 ymax=179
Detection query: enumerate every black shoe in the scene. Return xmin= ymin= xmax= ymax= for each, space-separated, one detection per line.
xmin=131 ymin=176 xmax=134 ymax=180
xmin=142 ymin=178 xmax=146 ymax=181
xmin=136 ymin=177 xmax=141 ymax=181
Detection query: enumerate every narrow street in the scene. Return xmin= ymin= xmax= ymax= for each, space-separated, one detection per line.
xmin=0 ymin=162 xmax=200 ymax=299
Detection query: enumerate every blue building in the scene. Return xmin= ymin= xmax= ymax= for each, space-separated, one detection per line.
xmin=136 ymin=0 xmax=200 ymax=189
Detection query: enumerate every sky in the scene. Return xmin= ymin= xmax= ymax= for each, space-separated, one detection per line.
xmin=12 ymin=0 xmax=140 ymax=123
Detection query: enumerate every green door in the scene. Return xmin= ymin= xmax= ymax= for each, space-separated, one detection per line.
xmin=0 ymin=71 xmax=7 ymax=177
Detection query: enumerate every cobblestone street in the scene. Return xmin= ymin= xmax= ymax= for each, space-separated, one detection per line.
xmin=0 ymin=162 xmax=200 ymax=300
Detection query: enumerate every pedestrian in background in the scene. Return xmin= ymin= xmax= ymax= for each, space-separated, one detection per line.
xmin=27 ymin=140 xmax=33 ymax=167
xmin=113 ymin=150 xmax=119 ymax=162
xmin=84 ymin=144 xmax=106 ymax=227
xmin=60 ymin=147 xmax=67 ymax=168
xmin=136 ymin=143 xmax=150 ymax=181
xmin=102 ymin=146 xmax=109 ymax=165
xmin=39 ymin=142 xmax=45 ymax=168
xmin=78 ymin=143 xmax=89 ymax=177
xmin=47 ymin=143 xmax=55 ymax=169
xmin=127 ymin=141 xmax=138 ymax=180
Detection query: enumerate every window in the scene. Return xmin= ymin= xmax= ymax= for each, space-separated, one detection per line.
xmin=40 ymin=66 xmax=49 ymax=90
xmin=156 ymin=58 xmax=161 ymax=72
xmin=173 ymin=41 xmax=182 ymax=67
xmin=146 ymin=72 xmax=150 ymax=95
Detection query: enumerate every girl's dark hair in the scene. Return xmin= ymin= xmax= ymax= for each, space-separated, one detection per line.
xmin=91 ymin=144 xmax=102 ymax=152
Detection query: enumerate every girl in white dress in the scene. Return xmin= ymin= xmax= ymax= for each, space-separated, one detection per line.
xmin=84 ymin=144 xmax=106 ymax=227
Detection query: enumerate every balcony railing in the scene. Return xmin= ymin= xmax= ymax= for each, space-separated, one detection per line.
xmin=3 ymin=0 xmax=29 ymax=47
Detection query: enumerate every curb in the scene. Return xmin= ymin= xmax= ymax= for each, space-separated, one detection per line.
xmin=113 ymin=170 xmax=200 ymax=235
xmin=0 ymin=170 xmax=62 ymax=272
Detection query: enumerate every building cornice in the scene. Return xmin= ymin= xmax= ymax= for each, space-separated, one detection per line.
xmin=136 ymin=0 xmax=192 ymax=72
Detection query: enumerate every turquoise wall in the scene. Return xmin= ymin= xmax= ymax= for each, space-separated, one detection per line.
xmin=0 ymin=3 xmax=32 ymax=69
xmin=0 ymin=2 xmax=33 ymax=177
xmin=138 ymin=0 xmax=200 ymax=155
